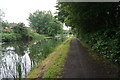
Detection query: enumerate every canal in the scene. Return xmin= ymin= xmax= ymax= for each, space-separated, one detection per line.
xmin=0 ymin=36 xmax=67 ymax=79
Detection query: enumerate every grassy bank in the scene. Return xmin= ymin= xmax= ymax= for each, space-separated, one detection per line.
xmin=26 ymin=35 xmax=73 ymax=78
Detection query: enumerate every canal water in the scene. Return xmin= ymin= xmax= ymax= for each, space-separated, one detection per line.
xmin=0 ymin=37 xmax=66 ymax=79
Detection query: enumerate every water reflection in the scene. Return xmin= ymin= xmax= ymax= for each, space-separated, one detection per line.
xmin=0 ymin=37 xmax=67 ymax=79
xmin=0 ymin=48 xmax=31 ymax=79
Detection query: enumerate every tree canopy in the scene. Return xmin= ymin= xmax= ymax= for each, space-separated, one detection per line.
xmin=56 ymin=2 xmax=120 ymax=64
xmin=28 ymin=10 xmax=63 ymax=36
xmin=56 ymin=2 xmax=120 ymax=33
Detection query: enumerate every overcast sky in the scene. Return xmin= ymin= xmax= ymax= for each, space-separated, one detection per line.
xmin=0 ymin=0 xmax=57 ymax=26
xmin=0 ymin=0 xmax=71 ymax=30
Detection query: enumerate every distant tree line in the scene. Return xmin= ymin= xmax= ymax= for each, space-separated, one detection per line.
xmin=2 ymin=23 xmax=40 ymax=42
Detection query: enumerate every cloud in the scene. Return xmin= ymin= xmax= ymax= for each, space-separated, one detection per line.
xmin=0 ymin=0 xmax=57 ymax=27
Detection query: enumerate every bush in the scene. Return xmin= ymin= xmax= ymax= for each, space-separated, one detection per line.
xmin=2 ymin=29 xmax=40 ymax=42
xmin=2 ymin=33 xmax=18 ymax=42
xmin=13 ymin=23 xmax=29 ymax=38
xmin=27 ymin=29 xmax=40 ymax=40
xmin=2 ymin=23 xmax=40 ymax=42
xmin=2 ymin=30 xmax=14 ymax=33
xmin=79 ymin=28 xmax=120 ymax=64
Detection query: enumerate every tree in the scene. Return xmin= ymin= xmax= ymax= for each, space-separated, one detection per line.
xmin=47 ymin=20 xmax=63 ymax=36
xmin=28 ymin=10 xmax=63 ymax=36
xmin=2 ymin=22 xmax=10 ymax=29
xmin=56 ymin=2 xmax=120 ymax=64
xmin=13 ymin=23 xmax=28 ymax=38
xmin=59 ymin=3 xmax=120 ymax=29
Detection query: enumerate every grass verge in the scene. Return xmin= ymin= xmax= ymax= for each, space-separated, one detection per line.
xmin=26 ymin=35 xmax=73 ymax=78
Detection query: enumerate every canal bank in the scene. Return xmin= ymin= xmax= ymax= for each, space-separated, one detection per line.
xmin=26 ymin=35 xmax=73 ymax=78
xmin=0 ymin=35 xmax=69 ymax=79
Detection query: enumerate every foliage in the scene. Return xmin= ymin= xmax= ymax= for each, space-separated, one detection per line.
xmin=2 ymin=23 xmax=40 ymax=42
xmin=28 ymin=11 xmax=63 ymax=36
xmin=13 ymin=23 xmax=29 ymax=38
xmin=2 ymin=33 xmax=22 ymax=42
xmin=63 ymin=30 xmax=71 ymax=34
xmin=27 ymin=29 xmax=40 ymax=39
xmin=89 ymin=28 xmax=120 ymax=63
xmin=13 ymin=23 xmax=40 ymax=40
xmin=44 ymin=38 xmax=72 ymax=78
xmin=2 ymin=30 xmax=14 ymax=33
xmin=56 ymin=2 xmax=120 ymax=64
xmin=26 ymin=36 xmax=73 ymax=78
xmin=2 ymin=22 xmax=10 ymax=29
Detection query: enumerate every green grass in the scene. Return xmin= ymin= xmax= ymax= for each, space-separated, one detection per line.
xmin=44 ymin=37 xmax=72 ymax=78
xmin=26 ymin=35 xmax=73 ymax=78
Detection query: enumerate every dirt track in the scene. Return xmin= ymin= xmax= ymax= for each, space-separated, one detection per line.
xmin=62 ymin=37 xmax=119 ymax=78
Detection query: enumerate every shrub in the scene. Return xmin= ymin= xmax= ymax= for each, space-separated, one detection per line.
xmin=2 ymin=33 xmax=16 ymax=42
xmin=13 ymin=23 xmax=28 ymax=38
xmin=2 ymin=30 xmax=14 ymax=33
xmin=79 ymin=28 xmax=120 ymax=64
xmin=27 ymin=29 xmax=40 ymax=40
xmin=2 ymin=23 xmax=40 ymax=42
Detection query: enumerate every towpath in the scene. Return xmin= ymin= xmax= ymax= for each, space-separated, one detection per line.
xmin=62 ymin=37 xmax=119 ymax=78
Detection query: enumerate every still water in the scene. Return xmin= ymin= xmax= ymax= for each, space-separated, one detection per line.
xmin=0 ymin=37 xmax=65 ymax=79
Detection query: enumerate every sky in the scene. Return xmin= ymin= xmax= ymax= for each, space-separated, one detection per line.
xmin=0 ymin=0 xmax=70 ymax=30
